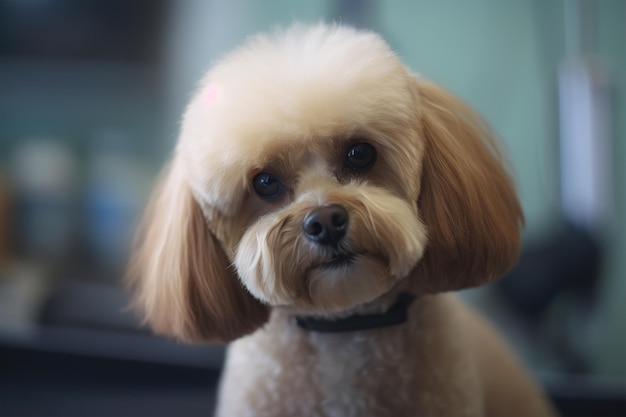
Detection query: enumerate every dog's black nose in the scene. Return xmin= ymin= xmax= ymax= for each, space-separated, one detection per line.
xmin=303 ymin=204 xmax=349 ymax=246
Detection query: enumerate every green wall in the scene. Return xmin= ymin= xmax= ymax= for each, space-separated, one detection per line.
xmin=594 ymin=0 xmax=626 ymax=378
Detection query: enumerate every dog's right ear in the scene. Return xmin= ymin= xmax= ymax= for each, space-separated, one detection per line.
xmin=127 ymin=158 xmax=269 ymax=343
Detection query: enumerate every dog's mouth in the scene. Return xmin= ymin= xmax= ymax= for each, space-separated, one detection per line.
xmin=318 ymin=253 xmax=361 ymax=269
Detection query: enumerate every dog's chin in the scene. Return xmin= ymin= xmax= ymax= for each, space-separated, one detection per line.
xmin=242 ymin=252 xmax=399 ymax=315
xmin=303 ymin=253 xmax=395 ymax=314
xmin=316 ymin=252 xmax=363 ymax=270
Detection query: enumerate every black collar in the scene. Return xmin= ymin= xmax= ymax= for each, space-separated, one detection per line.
xmin=294 ymin=293 xmax=416 ymax=333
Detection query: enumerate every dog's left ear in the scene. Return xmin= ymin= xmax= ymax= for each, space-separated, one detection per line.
xmin=412 ymin=78 xmax=524 ymax=293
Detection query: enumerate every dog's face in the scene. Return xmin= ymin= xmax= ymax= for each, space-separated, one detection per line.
xmin=181 ymin=25 xmax=427 ymax=314
xmin=129 ymin=24 xmax=523 ymax=343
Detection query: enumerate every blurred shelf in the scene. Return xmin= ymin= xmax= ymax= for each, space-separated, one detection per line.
xmin=0 ymin=277 xmax=226 ymax=370
xmin=0 ymin=323 xmax=225 ymax=371
xmin=0 ymin=344 xmax=219 ymax=417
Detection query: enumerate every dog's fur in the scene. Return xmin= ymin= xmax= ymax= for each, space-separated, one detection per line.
xmin=129 ymin=24 xmax=557 ymax=417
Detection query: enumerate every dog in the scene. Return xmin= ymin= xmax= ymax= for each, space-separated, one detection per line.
xmin=129 ymin=23 xmax=557 ymax=417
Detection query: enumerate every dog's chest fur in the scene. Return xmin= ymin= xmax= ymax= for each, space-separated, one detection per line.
xmin=216 ymin=294 xmax=483 ymax=417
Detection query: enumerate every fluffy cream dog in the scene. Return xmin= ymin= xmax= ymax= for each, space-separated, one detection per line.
xmin=130 ymin=23 xmax=557 ymax=417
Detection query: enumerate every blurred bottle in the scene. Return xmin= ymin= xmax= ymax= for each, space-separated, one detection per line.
xmin=10 ymin=139 xmax=79 ymax=262
xmin=84 ymin=129 xmax=152 ymax=271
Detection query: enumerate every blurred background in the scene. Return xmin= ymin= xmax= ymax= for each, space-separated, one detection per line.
xmin=0 ymin=0 xmax=624 ymax=416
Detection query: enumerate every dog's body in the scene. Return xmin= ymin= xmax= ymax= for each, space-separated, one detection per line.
xmin=218 ymin=293 xmax=554 ymax=417
xmin=130 ymin=24 xmax=557 ymax=416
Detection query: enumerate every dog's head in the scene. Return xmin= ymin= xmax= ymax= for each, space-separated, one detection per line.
xmin=129 ymin=24 xmax=523 ymax=343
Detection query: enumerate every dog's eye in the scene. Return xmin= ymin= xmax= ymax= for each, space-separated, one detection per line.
xmin=346 ymin=142 xmax=377 ymax=171
xmin=252 ymin=172 xmax=283 ymax=199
